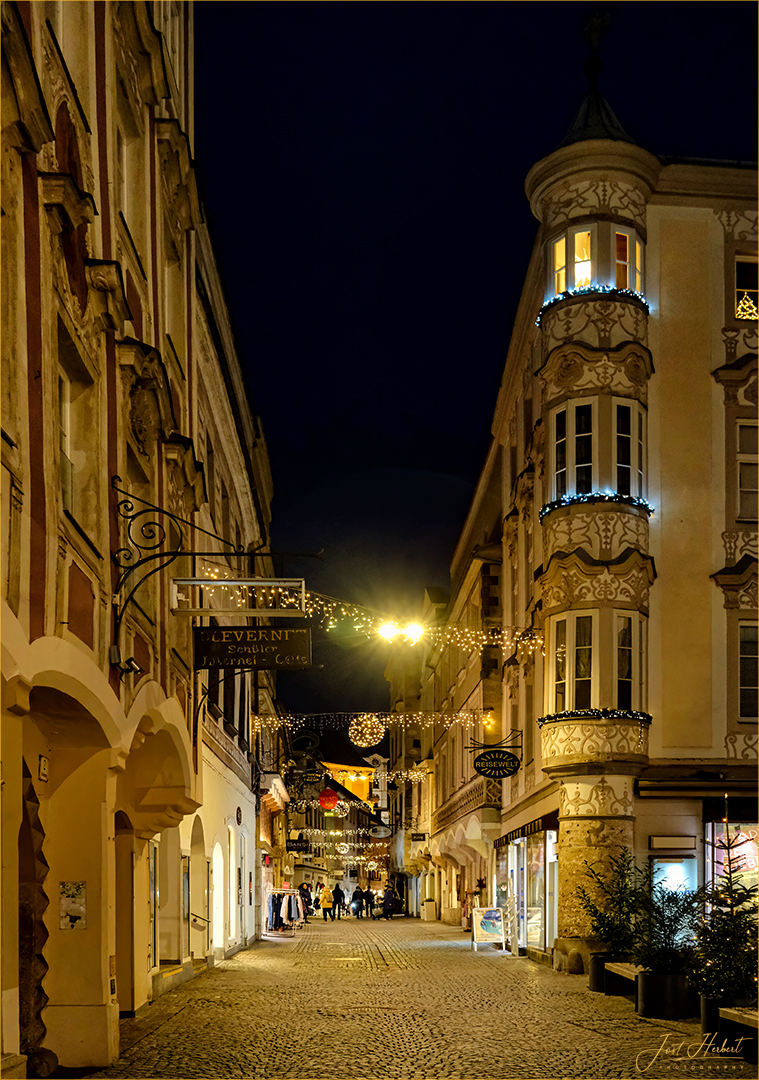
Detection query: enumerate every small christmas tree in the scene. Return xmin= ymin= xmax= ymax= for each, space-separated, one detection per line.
xmin=689 ymin=830 xmax=759 ymax=1000
xmin=576 ymin=848 xmax=640 ymax=957
xmin=735 ymin=291 xmax=758 ymax=320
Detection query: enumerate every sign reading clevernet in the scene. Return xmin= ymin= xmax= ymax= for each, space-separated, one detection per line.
xmin=193 ymin=626 xmax=311 ymax=670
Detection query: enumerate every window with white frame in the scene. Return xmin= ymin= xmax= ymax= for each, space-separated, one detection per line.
xmin=614 ymin=227 xmax=643 ymax=293
xmin=550 ymin=225 xmax=596 ymax=297
xmin=737 ymin=420 xmax=758 ymax=521
xmin=550 ymin=612 xmax=596 ymax=712
xmin=616 ymin=611 xmax=647 ymax=712
xmin=613 ymin=399 xmax=647 ymax=498
xmin=552 ymin=399 xmax=597 ymax=500
xmin=739 ymin=624 xmax=757 ymax=719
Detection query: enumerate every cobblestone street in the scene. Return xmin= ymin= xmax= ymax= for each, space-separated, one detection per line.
xmin=80 ymin=918 xmax=755 ymax=1080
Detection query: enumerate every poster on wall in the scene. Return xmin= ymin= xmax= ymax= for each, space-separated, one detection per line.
xmin=471 ymin=906 xmax=507 ymax=952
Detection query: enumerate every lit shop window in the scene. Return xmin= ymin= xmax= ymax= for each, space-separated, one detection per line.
xmin=737 ymin=421 xmax=758 ymax=521
xmin=616 ymin=612 xmax=647 ymax=712
xmin=739 ymin=624 xmax=758 ymax=719
xmin=552 ymin=400 xmax=597 ymax=500
xmin=551 ymin=613 xmax=596 ymax=712
xmin=614 ymin=229 xmax=643 ymax=292
xmin=550 ymin=226 xmax=596 ymax=296
xmin=707 ymin=821 xmax=758 ymax=893
xmin=735 ymin=258 xmax=758 ymax=320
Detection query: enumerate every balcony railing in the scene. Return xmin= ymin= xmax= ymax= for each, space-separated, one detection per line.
xmin=431 ymin=775 xmax=501 ymax=834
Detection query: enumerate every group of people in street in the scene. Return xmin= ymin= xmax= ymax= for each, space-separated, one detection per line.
xmin=297 ymin=880 xmax=399 ymax=921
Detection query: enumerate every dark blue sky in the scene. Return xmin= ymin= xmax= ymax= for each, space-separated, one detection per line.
xmin=193 ymin=2 xmax=757 ymax=712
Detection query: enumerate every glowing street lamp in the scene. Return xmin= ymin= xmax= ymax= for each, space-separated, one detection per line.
xmin=403 ymin=623 xmax=424 ymax=644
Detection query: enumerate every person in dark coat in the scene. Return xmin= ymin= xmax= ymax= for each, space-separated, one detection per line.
xmin=351 ymin=886 xmax=364 ymax=917
xmin=364 ymin=888 xmax=375 ymax=917
xmin=298 ymin=883 xmax=310 ymax=923
xmin=333 ymin=882 xmax=345 ymax=919
xmin=382 ymin=885 xmax=396 ymax=919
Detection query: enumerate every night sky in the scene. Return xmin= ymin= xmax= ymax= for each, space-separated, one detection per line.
xmin=193 ymin=2 xmax=758 ymax=714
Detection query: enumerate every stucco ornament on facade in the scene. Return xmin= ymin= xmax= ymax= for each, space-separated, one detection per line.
xmin=724 ymin=733 xmax=758 ymax=760
xmin=542 ymin=718 xmax=649 ymax=763
xmin=544 ymin=179 xmax=648 ymax=232
xmin=540 ymin=297 xmax=649 ymax=355
xmin=721 ymin=530 xmax=758 ymax=566
xmin=540 ymin=548 xmax=656 ymax=614
xmin=543 ymin=509 xmax=649 ymax=562
xmin=559 ymin=775 xmax=635 ymax=818
xmin=713 ymin=208 xmax=759 ymax=241
xmin=539 ymin=339 xmax=653 ymax=406
xmin=721 ymin=327 xmax=758 ymax=367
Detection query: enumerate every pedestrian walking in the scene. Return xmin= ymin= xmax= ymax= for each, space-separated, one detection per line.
xmin=351 ymin=886 xmax=364 ymax=917
xmin=382 ymin=884 xmax=396 ymax=920
xmin=320 ymin=884 xmax=335 ymax=921
xmin=332 ymin=882 xmax=345 ymax=919
xmin=364 ymin=888 xmax=375 ymax=917
xmin=298 ymin=883 xmax=310 ymax=924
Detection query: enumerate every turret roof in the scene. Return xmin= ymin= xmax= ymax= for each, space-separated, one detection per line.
xmin=557 ymin=57 xmax=636 ymax=149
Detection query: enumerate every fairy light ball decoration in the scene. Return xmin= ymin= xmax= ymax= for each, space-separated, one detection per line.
xmin=332 ymin=800 xmax=350 ymax=818
xmin=349 ymin=714 xmax=387 ymax=748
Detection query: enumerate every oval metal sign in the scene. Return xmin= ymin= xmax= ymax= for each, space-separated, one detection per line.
xmin=473 ymin=749 xmax=520 ymax=778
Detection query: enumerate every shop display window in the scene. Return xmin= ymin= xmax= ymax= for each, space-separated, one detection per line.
xmin=707 ymin=820 xmax=759 ymax=892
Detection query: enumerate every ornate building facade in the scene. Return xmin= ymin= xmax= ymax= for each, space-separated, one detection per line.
xmin=1 ymin=3 xmax=286 ymax=1074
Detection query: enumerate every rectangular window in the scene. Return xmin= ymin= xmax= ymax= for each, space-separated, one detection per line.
xmin=735 ymin=258 xmax=758 ymax=320
xmin=615 ymin=232 xmax=629 ymax=290
xmin=740 ymin=624 xmax=758 ymax=718
xmin=555 ymin=409 xmax=567 ymax=498
xmin=553 ymin=237 xmax=566 ymax=296
xmin=574 ymin=615 xmax=592 ymax=709
xmin=737 ymin=421 xmax=758 ymax=520
xmin=574 ymin=403 xmax=593 ymax=493
xmin=552 ymin=400 xmax=598 ymax=500
xmin=635 ymin=240 xmax=643 ymax=293
xmin=58 ymin=372 xmax=73 ymax=513
xmin=574 ymin=230 xmax=592 ymax=288
xmin=554 ymin=619 xmax=566 ymax=712
xmin=638 ymin=618 xmax=647 ymax=712
xmin=616 ymin=404 xmax=632 ymax=496
xmin=617 ymin=616 xmax=633 ymax=710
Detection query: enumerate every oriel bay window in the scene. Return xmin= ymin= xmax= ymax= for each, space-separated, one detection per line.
xmin=548 ymin=610 xmax=647 ymax=715
xmin=616 ymin=611 xmax=647 ymax=712
xmin=550 ymin=225 xmax=596 ymax=297
xmin=547 ymin=223 xmax=645 ymax=301
xmin=614 ymin=228 xmax=643 ymax=293
xmin=550 ymin=397 xmax=647 ymax=503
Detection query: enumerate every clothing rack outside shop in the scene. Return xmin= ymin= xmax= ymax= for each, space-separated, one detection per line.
xmin=264 ymin=886 xmax=305 ymax=938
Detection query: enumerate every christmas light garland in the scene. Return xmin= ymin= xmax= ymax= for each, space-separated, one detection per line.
xmin=538 ymin=492 xmax=655 ymax=522
xmin=535 ymin=285 xmax=649 ymax=327
xmin=536 ymin=707 xmax=653 ymax=728
xmin=252 ymin=709 xmax=505 ymax=734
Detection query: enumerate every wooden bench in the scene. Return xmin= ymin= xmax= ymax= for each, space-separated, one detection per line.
xmin=604 ymin=962 xmax=644 ymax=1004
xmin=718 ymin=1007 xmax=758 ymax=1063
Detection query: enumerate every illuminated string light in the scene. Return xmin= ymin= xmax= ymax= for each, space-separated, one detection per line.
xmin=539 ymin=492 xmax=655 ymax=522
xmin=535 ymin=284 xmax=649 ymax=327
xmin=348 ymin=714 xmax=387 ymax=747
xmin=253 ymin=709 xmax=506 ymax=734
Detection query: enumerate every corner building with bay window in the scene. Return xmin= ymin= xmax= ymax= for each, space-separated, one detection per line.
xmin=489 ymin=77 xmax=757 ymax=969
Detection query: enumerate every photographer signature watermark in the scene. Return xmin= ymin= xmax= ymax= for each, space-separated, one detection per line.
xmin=636 ymin=1032 xmax=751 ymax=1073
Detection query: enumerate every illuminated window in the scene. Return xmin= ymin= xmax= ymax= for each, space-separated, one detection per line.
xmin=613 ymin=228 xmax=644 ymax=292
xmin=550 ymin=613 xmax=596 ymax=712
xmin=737 ymin=421 xmax=758 ymax=520
xmin=616 ymin=611 xmax=647 ymax=712
xmin=739 ymin=624 xmax=758 ymax=718
xmin=551 ymin=400 xmax=597 ymax=499
xmin=549 ymin=226 xmax=597 ymax=297
xmin=735 ymin=258 xmax=758 ymax=320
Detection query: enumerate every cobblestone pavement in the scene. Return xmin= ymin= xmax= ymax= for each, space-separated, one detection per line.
xmin=82 ymin=917 xmax=756 ymax=1080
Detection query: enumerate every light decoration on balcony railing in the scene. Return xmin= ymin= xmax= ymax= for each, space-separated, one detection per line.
xmin=538 ymin=492 xmax=655 ymax=522
xmin=535 ymin=285 xmax=649 ymax=327
xmin=536 ymin=707 xmax=653 ymax=728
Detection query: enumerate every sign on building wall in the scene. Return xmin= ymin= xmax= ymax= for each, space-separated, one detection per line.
xmin=193 ymin=626 xmax=312 ymax=670
xmin=472 ymin=749 xmax=520 ymax=778
xmin=59 ymin=882 xmax=87 ymax=929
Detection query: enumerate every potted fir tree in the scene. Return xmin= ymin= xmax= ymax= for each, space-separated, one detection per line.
xmin=688 ymin=832 xmax=759 ymax=1034
xmin=632 ymin=861 xmax=699 ymax=1020
xmin=576 ymin=850 xmax=639 ymax=992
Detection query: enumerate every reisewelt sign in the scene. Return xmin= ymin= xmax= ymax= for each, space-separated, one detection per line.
xmin=193 ymin=626 xmax=312 ymax=670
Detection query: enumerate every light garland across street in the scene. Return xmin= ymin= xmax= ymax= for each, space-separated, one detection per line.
xmin=252 ymin=709 xmax=500 ymax=734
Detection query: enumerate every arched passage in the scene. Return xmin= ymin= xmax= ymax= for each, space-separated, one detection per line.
xmin=189 ymin=817 xmax=208 ymax=961
xmin=211 ymin=843 xmax=224 ymax=952
xmin=114 ymin=812 xmax=136 ymax=1015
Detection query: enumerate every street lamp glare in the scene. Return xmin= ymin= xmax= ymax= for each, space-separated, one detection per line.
xmin=379 ymin=622 xmax=400 ymax=640
xmin=404 ymin=623 xmax=424 ymax=644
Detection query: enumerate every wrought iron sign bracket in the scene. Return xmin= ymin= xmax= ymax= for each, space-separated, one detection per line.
xmin=465 ymin=729 xmax=524 ymax=762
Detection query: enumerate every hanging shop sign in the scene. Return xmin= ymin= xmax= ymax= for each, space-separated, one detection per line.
xmin=286 ymin=839 xmax=310 ymax=853
xmin=411 ymin=833 xmax=427 ymax=842
xmin=369 ymin=825 xmax=392 ymax=838
xmin=473 ymin=749 xmax=520 ymax=779
xmin=302 ymin=771 xmax=325 ymax=784
xmin=193 ymin=626 xmax=312 ymax=670
xmin=319 ymin=788 xmax=339 ymax=810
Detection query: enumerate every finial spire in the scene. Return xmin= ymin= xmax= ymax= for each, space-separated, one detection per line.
xmin=556 ymin=6 xmax=636 ymax=149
